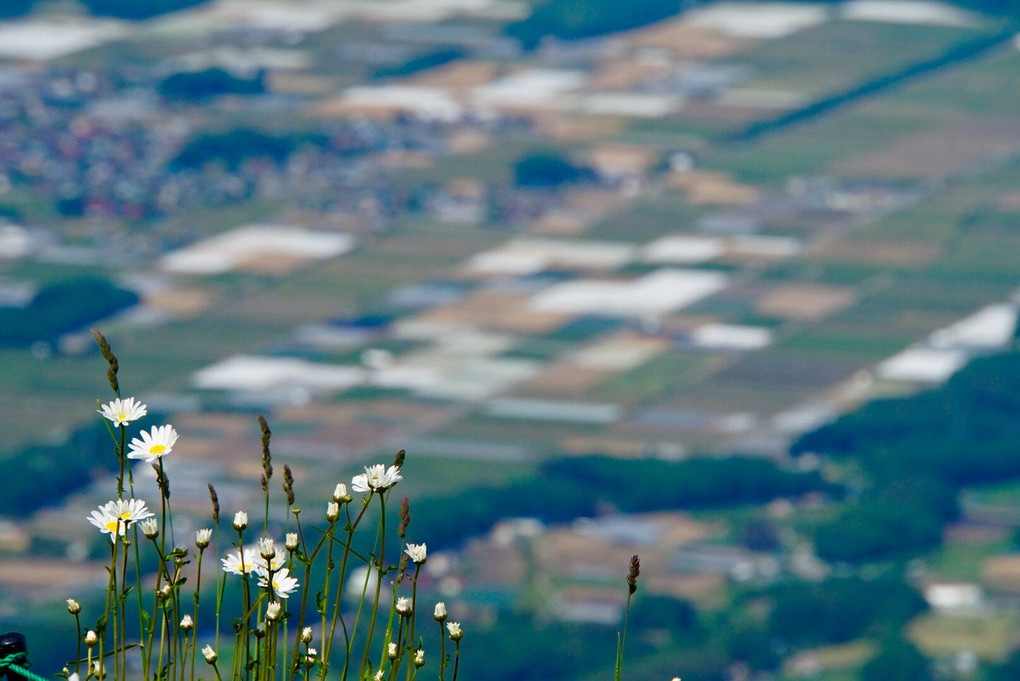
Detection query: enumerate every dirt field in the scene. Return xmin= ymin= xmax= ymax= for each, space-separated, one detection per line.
xmin=418 ymin=290 xmax=570 ymax=333
xmin=406 ymin=60 xmax=498 ymax=89
xmin=0 ymin=558 xmax=107 ymax=590
xmin=982 ymin=554 xmax=1020 ymax=593
xmin=804 ymin=239 xmax=941 ymax=267
xmin=667 ymin=169 xmax=762 ymax=205
xmin=835 ymin=117 xmax=1020 ymax=179
xmin=756 ymin=283 xmax=857 ymax=320
xmin=625 ymin=20 xmax=755 ymax=59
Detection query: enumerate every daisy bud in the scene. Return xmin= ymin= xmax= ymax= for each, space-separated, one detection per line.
xmin=266 ymin=601 xmax=282 ymax=623
xmin=372 ymin=671 xmax=383 ymax=681
xmin=387 ymin=642 xmax=398 ymax=660
xmin=332 ymin=483 xmax=350 ymax=502
xmin=258 ymin=537 xmax=276 ymax=560
xmin=195 ymin=528 xmax=212 ymax=549
xmin=433 ymin=602 xmax=447 ymax=622
xmin=404 ymin=542 xmax=427 ymax=564
xmin=85 ymin=630 xmax=98 ymax=646
xmin=66 ymin=598 xmax=81 ymax=614
xmin=414 ymin=649 xmax=425 ymax=668
xmin=140 ymin=518 xmax=159 ymax=539
xmin=158 ymin=584 xmax=172 ymax=601
xmin=395 ymin=596 xmax=412 ymax=617
xmin=301 ymin=626 xmax=313 ymax=644
xmin=447 ymin=621 xmax=463 ymax=641
xmin=232 ymin=511 xmax=248 ymax=532
xmin=202 ymin=645 xmax=217 ymax=664
xmin=286 ymin=532 xmax=299 ymax=551
xmin=179 ymin=614 xmax=194 ymax=631
xmin=325 ymin=501 xmax=339 ymax=522
xmin=91 ymin=660 xmax=105 ymax=679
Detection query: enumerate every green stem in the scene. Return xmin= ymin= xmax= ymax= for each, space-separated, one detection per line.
xmin=359 ymin=494 xmax=387 ymax=677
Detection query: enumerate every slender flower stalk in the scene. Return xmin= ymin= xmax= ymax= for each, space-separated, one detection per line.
xmin=615 ymin=555 xmax=641 ymax=681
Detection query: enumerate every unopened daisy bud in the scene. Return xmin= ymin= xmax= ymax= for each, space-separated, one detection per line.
xmin=158 ymin=584 xmax=172 ymax=601
xmin=433 ymin=602 xmax=447 ymax=622
xmin=372 ymin=670 xmax=384 ymax=681
xmin=202 ymin=645 xmax=217 ymax=664
xmin=91 ymin=660 xmax=105 ymax=679
xmin=195 ymin=528 xmax=212 ymax=549
xmin=301 ymin=626 xmax=313 ymax=644
xmin=84 ymin=630 xmax=98 ymax=646
xmin=140 ymin=518 xmax=159 ymax=539
xmin=66 ymin=598 xmax=81 ymax=614
xmin=325 ymin=501 xmax=339 ymax=522
xmin=286 ymin=532 xmax=299 ymax=551
xmin=179 ymin=614 xmax=194 ymax=631
xmin=414 ymin=649 xmax=425 ymax=668
xmin=395 ymin=596 xmax=412 ymax=616
xmin=671 ymin=677 xmax=682 ymax=681
xmin=232 ymin=511 xmax=248 ymax=531
xmin=332 ymin=482 xmax=350 ymax=502
xmin=404 ymin=542 xmax=427 ymax=564
xmin=387 ymin=642 xmax=398 ymax=660
xmin=447 ymin=621 xmax=463 ymax=641
xmin=258 ymin=537 xmax=276 ymax=560
xmin=266 ymin=601 xmax=282 ymax=623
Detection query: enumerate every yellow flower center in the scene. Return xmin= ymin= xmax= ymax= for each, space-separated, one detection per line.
xmin=149 ymin=444 xmax=166 ymax=455
xmin=105 ymin=521 xmax=119 ymax=533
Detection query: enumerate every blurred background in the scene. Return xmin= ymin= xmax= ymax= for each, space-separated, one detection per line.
xmin=2 ymin=0 xmax=1020 ymax=679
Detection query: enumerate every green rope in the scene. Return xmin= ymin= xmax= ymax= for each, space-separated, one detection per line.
xmin=0 ymin=652 xmax=54 ymax=681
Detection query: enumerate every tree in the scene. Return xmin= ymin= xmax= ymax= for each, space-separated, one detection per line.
xmin=513 ymin=152 xmax=593 ymax=188
xmin=506 ymin=0 xmax=683 ymax=49
xmin=81 ymin=0 xmax=208 ymax=19
xmin=860 ymin=638 xmax=934 ymax=681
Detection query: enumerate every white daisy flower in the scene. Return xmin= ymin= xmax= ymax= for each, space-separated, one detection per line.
xmin=404 ymin=542 xmax=427 ymax=564
xmin=111 ymin=498 xmax=154 ymax=525
xmin=266 ymin=601 xmax=283 ymax=622
xmin=259 ymin=567 xmax=299 ymax=599
xmin=127 ymin=425 xmax=178 ymax=463
xmin=221 ymin=547 xmax=259 ymax=575
xmin=351 ymin=464 xmax=402 ymax=493
xmin=88 ymin=500 xmax=148 ymax=541
xmin=195 ymin=528 xmax=213 ymax=549
xmin=253 ymin=551 xmax=285 ymax=576
xmin=139 ymin=518 xmax=159 ymax=539
xmin=98 ymin=397 xmax=147 ymax=427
